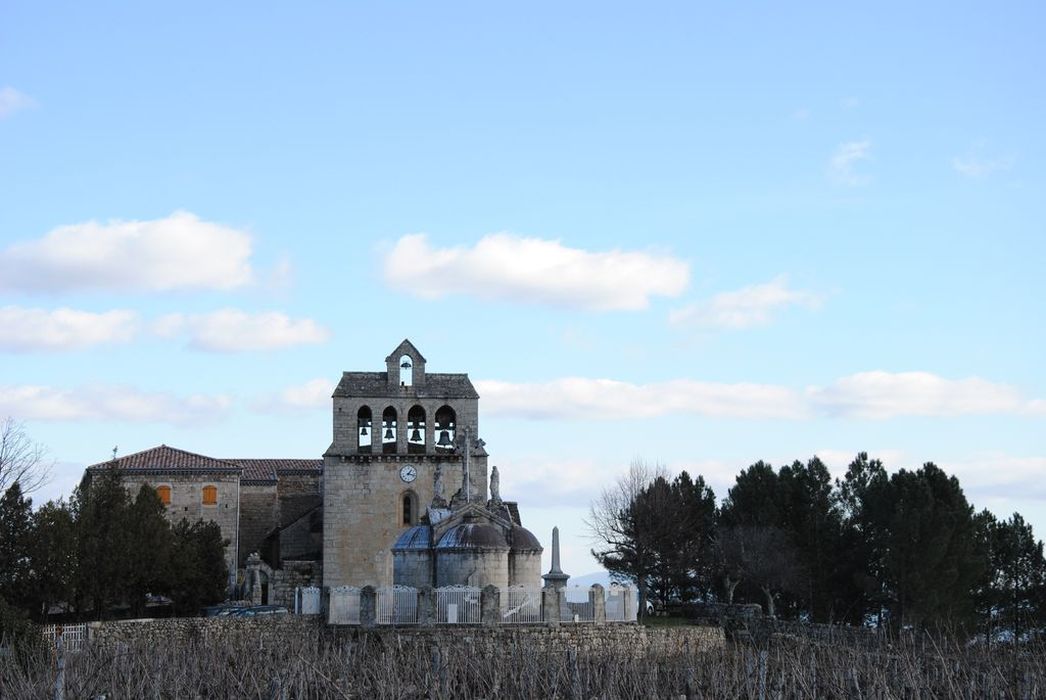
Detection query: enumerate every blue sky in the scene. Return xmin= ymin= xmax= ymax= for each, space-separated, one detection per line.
xmin=2 ymin=2 xmax=1044 ymax=576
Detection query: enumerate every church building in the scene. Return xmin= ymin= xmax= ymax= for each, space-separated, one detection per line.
xmin=83 ymin=340 xmax=542 ymax=603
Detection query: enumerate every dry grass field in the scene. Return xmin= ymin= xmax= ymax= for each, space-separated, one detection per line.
xmin=4 ymin=625 xmax=1045 ymax=699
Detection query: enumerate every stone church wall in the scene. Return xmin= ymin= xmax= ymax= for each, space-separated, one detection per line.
xmin=238 ymin=483 xmax=278 ymax=566
xmin=122 ymin=473 xmax=239 ymax=578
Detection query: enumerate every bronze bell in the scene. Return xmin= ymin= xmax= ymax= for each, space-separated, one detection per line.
xmin=384 ymin=427 xmax=394 ymax=439
xmin=360 ymin=426 xmax=368 ymax=436
xmin=401 ymin=360 xmax=412 ymax=369
xmin=410 ymin=428 xmax=422 ymax=442
xmin=436 ymin=430 xmax=452 ymax=447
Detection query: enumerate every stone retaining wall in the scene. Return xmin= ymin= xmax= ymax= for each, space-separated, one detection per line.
xmin=84 ymin=615 xmax=723 ymax=655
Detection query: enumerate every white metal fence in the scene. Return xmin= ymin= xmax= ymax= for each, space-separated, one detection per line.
xmin=436 ymin=585 xmax=481 ymax=624
xmin=42 ymin=623 xmax=88 ymax=652
xmin=376 ymin=586 xmax=418 ymax=625
xmin=562 ymin=586 xmax=595 ymax=623
xmin=501 ymin=585 xmax=542 ymax=624
xmin=605 ymin=584 xmax=638 ymax=622
xmin=328 ymin=586 xmax=361 ymax=625
xmin=294 ymin=586 xmax=321 ymax=615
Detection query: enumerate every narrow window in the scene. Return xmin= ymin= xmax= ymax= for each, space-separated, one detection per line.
xmin=407 ymin=405 xmax=426 ymax=454
xmin=382 ymin=407 xmax=398 ymax=454
xmin=435 ymin=405 xmax=456 ymax=453
xmin=156 ymin=485 xmax=171 ymax=506
xmin=402 ymin=492 xmax=415 ymax=526
xmin=400 ymin=355 xmax=413 ymax=386
xmin=357 ymin=405 xmax=372 ymax=453
xmin=202 ymin=485 xmax=218 ymax=505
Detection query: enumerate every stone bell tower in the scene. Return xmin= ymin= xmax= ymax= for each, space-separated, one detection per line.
xmin=322 ymin=339 xmax=487 ymax=587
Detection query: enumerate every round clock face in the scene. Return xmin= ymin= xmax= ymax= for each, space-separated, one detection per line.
xmin=399 ymin=465 xmax=417 ymax=483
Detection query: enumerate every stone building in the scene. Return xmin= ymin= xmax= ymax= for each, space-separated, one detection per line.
xmin=82 ymin=339 xmax=541 ymax=600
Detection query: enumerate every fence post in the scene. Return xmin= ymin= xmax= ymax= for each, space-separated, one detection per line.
xmin=418 ymin=586 xmax=436 ymax=627
xmin=481 ymin=585 xmax=500 ymax=627
xmin=52 ymin=629 xmax=65 ymax=700
xmin=360 ymin=585 xmax=377 ymax=628
xmin=542 ymin=585 xmax=560 ymax=627
xmin=591 ymin=584 xmax=606 ymax=624
xmin=320 ymin=586 xmax=331 ymax=622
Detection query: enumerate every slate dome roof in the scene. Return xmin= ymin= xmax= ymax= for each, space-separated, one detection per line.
xmin=436 ymin=521 xmax=509 ymax=550
xmin=508 ymin=525 xmax=542 ymax=552
xmin=392 ymin=525 xmax=432 ymax=551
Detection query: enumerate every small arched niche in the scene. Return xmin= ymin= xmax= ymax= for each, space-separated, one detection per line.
xmin=434 ymin=405 xmax=456 ymax=453
xmin=382 ymin=406 xmax=398 ymax=454
xmin=357 ymin=405 xmax=372 ymax=453
xmin=400 ymin=355 xmax=413 ymax=387
xmin=407 ymin=405 xmax=426 ymax=454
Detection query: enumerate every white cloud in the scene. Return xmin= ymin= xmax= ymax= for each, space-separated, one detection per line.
xmin=951 ymin=155 xmax=1014 ymax=178
xmin=808 ymin=371 xmax=1042 ymax=419
xmin=253 ymin=378 xmax=333 ymax=412
xmin=669 ymin=276 xmax=821 ymax=329
xmin=0 ymin=211 xmax=254 ymax=293
xmin=829 ymin=140 xmax=872 ymax=185
xmin=382 ymin=233 xmax=689 ymax=311
xmin=0 ymin=384 xmax=230 ymax=426
xmin=0 ymin=87 xmax=35 ymax=118
xmin=0 ymin=306 xmax=138 ymax=351
xmin=476 ymin=378 xmax=808 ymax=420
xmin=154 ymin=309 xmax=330 ymax=351
xmin=474 ymin=371 xmax=1045 ymax=422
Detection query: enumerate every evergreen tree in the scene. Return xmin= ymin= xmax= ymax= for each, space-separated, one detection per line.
xmin=169 ymin=519 xmax=228 ymax=614
xmin=883 ymin=463 xmax=983 ymax=630
xmin=986 ymin=513 xmax=1046 ymax=641
xmin=672 ymin=470 xmax=718 ymax=602
xmin=836 ymin=452 xmax=892 ymax=625
xmin=0 ymin=483 xmax=34 ymax=610
xmin=777 ymin=457 xmax=844 ymax=621
xmin=126 ymin=484 xmax=173 ymax=617
xmin=73 ymin=466 xmax=132 ymax=618
xmin=29 ymin=499 xmax=77 ymax=622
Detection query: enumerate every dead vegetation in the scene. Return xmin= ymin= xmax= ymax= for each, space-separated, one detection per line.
xmin=4 ymin=626 xmax=1046 ymax=699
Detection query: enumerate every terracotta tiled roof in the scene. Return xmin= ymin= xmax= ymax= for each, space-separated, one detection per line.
xmin=86 ymin=445 xmax=241 ymax=475
xmin=228 ymin=459 xmax=323 ymax=477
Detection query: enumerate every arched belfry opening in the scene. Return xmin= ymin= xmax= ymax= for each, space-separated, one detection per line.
xmin=357 ymin=406 xmax=372 ymax=453
xmin=435 ymin=405 xmax=456 ymax=453
xmin=399 ymin=355 xmax=413 ymax=386
xmin=407 ymin=405 xmax=426 ymax=454
xmin=382 ymin=406 xmax=398 ymax=454
xmin=386 ymin=339 xmax=426 ymax=388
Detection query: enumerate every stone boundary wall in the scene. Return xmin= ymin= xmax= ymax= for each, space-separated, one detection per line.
xmin=82 ymin=615 xmax=723 ymax=655
xmin=85 ymin=615 xmax=321 ymax=649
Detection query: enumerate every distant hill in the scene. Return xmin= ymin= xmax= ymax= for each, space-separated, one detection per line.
xmin=568 ymin=570 xmax=620 ymax=588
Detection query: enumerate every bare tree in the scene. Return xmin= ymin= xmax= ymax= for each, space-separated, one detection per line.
xmin=585 ymin=458 xmax=668 ymax=618
xmin=0 ymin=417 xmax=53 ymax=495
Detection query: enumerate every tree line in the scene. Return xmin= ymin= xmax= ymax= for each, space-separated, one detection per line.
xmin=1 ymin=459 xmax=228 ymax=629
xmin=589 ymin=454 xmax=1046 ymax=636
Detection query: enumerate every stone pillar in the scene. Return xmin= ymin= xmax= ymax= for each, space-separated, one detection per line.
xmin=360 ymin=585 xmax=377 ymax=628
xmin=321 ymin=586 xmax=334 ymax=623
xmin=591 ymin=584 xmax=606 ymax=624
xmin=418 ymin=585 xmax=436 ymax=627
xmin=481 ymin=585 xmax=500 ymax=627
xmin=542 ymin=585 xmax=561 ymax=627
